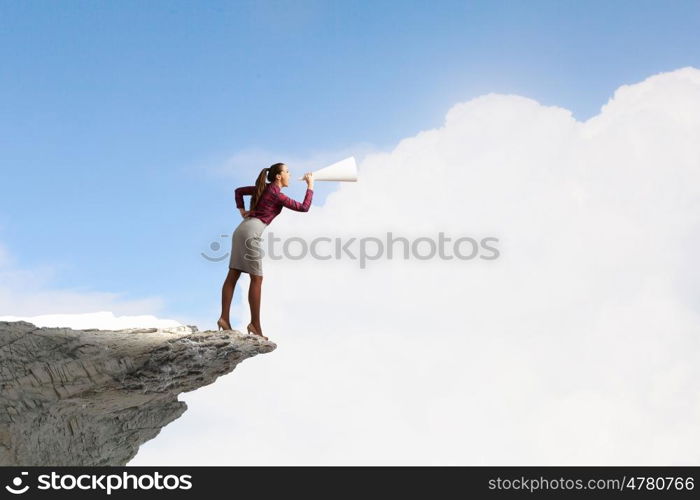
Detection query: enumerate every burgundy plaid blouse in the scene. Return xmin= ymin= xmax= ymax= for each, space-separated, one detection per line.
xmin=235 ymin=183 xmax=314 ymax=225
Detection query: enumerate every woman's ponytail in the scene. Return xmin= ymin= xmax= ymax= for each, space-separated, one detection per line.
xmin=250 ymin=168 xmax=269 ymax=212
xmin=250 ymin=163 xmax=285 ymax=212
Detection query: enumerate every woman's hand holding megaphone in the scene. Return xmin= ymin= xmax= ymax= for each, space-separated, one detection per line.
xmin=303 ymin=172 xmax=314 ymax=189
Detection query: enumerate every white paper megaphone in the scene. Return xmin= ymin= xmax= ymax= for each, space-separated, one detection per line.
xmin=298 ymin=156 xmax=358 ymax=182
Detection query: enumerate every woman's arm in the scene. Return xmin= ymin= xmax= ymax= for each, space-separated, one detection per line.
xmin=276 ymin=188 xmax=314 ymax=212
xmin=234 ymin=186 xmax=256 ymax=209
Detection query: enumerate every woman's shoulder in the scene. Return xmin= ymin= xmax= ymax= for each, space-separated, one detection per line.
xmin=265 ymin=183 xmax=281 ymax=195
xmin=259 ymin=183 xmax=280 ymax=202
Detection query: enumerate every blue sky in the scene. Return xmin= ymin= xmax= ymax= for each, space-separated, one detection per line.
xmin=1 ymin=0 xmax=699 ymax=326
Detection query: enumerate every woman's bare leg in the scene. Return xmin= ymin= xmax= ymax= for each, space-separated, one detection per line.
xmin=249 ymin=274 xmax=263 ymax=335
xmin=220 ymin=268 xmax=241 ymax=328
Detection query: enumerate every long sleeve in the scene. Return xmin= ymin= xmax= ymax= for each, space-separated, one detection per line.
xmin=234 ymin=185 xmax=256 ymax=209
xmin=277 ymin=188 xmax=313 ymax=212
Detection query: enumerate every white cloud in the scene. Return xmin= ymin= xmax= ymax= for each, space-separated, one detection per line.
xmin=42 ymin=67 xmax=700 ymax=464
xmin=0 ymin=311 xmax=181 ymax=330
xmin=0 ymin=246 xmax=182 ymax=329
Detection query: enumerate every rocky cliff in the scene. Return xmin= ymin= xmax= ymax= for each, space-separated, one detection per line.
xmin=0 ymin=320 xmax=275 ymax=466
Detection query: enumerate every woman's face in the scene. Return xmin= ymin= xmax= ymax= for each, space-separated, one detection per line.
xmin=277 ymin=164 xmax=290 ymax=187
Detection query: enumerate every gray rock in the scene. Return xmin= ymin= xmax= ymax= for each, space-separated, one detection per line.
xmin=0 ymin=320 xmax=276 ymax=465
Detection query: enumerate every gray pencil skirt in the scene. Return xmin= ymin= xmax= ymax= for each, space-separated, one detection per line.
xmin=229 ymin=216 xmax=268 ymax=276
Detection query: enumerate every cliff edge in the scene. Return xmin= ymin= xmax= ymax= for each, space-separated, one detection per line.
xmin=0 ymin=320 xmax=276 ymax=466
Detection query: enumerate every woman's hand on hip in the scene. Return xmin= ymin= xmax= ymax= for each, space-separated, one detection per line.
xmin=239 ymin=208 xmax=252 ymax=218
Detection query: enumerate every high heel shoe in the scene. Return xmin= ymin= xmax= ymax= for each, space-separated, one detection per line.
xmin=217 ymin=318 xmax=231 ymax=331
xmin=246 ymin=323 xmax=268 ymax=340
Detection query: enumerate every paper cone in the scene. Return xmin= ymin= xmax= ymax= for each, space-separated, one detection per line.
xmin=298 ymin=156 xmax=358 ymax=181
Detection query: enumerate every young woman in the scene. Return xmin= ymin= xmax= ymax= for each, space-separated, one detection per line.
xmin=218 ymin=163 xmax=314 ymax=340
